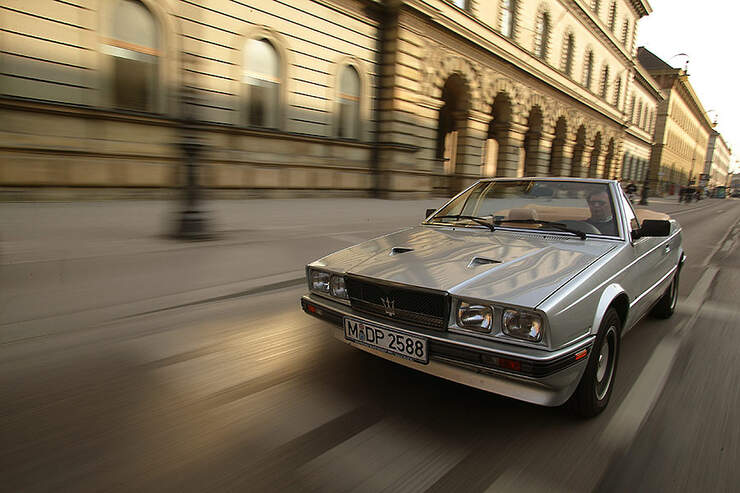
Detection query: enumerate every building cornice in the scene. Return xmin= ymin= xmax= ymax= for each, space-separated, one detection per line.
xmin=628 ymin=0 xmax=652 ymax=17
xmin=566 ymin=1 xmax=635 ymax=67
xmin=675 ymin=75 xmax=715 ymax=132
xmin=632 ymin=61 xmax=663 ymax=101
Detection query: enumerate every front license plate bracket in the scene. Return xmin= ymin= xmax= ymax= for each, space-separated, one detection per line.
xmin=344 ymin=317 xmax=429 ymax=364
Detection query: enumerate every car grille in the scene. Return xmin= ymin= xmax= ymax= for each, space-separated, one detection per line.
xmin=345 ymin=276 xmax=448 ymax=330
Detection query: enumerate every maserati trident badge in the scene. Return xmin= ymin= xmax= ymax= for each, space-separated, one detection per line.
xmin=380 ymin=297 xmax=396 ymax=317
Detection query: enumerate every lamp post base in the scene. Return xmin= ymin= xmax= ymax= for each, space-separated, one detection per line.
xmin=173 ymin=209 xmax=212 ymax=240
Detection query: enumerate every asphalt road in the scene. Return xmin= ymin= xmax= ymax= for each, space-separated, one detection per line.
xmin=1 ymin=198 xmax=739 ymax=492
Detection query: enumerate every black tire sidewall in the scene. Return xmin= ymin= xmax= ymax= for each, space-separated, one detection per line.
xmin=571 ymin=307 xmax=621 ymax=417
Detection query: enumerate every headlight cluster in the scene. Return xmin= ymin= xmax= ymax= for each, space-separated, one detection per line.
xmin=309 ymin=269 xmax=348 ymax=300
xmin=456 ymin=300 xmax=544 ymax=342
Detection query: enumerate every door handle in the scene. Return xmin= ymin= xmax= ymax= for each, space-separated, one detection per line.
xmin=663 ymin=244 xmax=671 ymax=255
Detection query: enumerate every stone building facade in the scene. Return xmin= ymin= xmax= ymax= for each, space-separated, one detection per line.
xmin=1 ymin=0 xmax=383 ymax=198
xmin=703 ymin=131 xmax=731 ymax=189
xmin=1 ymin=0 xmax=653 ymax=199
xmin=620 ymin=60 xmax=660 ymax=185
xmin=637 ymin=47 xmax=714 ymax=195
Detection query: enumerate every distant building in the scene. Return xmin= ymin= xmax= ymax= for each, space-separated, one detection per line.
xmin=704 ymin=131 xmax=731 ymax=188
xmin=637 ymin=47 xmax=714 ymax=195
xmin=621 ymin=60 xmax=662 ymax=185
xmin=1 ymin=0 xmax=654 ymax=199
xmin=730 ymin=173 xmax=740 ymax=192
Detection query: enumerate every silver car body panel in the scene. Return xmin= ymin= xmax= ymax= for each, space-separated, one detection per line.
xmin=311 ymin=227 xmax=619 ymax=313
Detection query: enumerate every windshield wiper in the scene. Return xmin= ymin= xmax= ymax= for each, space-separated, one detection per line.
xmin=494 ymin=219 xmax=587 ymax=240
xmin=430 ymin=215 xmax=495 ymax=231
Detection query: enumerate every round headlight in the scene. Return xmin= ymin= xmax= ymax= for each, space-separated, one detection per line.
xmin=330 ymin=275 xmax=348 ymax=299
xmin=457 ymin=301 xmax=493 ymax=332
xmin=310 ymin=270 xmax=330 ymax=292
xmin=502 ymin=309 xmax=543 ymax=342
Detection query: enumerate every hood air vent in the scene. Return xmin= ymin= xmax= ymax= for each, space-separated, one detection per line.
xmin=467 ymin=257 xmax=501 ymax=268
xmin=389 ymin=247 xmax=414 ymax=256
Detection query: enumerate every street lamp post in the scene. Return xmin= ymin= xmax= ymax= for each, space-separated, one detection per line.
xmin=174 ymin=56 xmax=210 ymax=240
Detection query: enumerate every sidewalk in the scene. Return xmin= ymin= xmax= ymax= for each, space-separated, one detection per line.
xmin=0 ymin=198 xmax=441 ymax=338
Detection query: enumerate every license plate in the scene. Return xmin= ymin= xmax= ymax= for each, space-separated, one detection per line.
xmin=344 ymin=318 xmax=428 ymax=364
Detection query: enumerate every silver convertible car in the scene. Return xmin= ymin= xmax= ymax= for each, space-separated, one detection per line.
xmin=301 ymin=178 xmax=684 ymax=417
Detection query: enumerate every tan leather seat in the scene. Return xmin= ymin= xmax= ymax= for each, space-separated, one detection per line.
xmin=508 ymin=208 xmax=538 ymax=221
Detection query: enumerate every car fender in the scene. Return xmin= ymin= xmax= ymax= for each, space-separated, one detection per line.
xmin=591 ymin=283 xmax=627 ymax=336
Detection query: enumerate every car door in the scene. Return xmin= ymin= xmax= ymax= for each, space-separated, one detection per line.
xmin=618 ymin=191 xmax=664 ymax=326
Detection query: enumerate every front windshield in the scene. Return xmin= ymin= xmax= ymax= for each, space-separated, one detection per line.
xmin=427 ymin=180 xmax=619 ymax=237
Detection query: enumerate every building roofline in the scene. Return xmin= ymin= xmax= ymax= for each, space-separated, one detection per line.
xmin=630 ymin=0 xmax=653 ymax=17
xmin=633 ymin=62 xmax=664 ymax=101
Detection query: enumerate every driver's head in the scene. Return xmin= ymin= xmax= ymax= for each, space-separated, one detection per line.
xmin=587 ymin=190 xmax=611 ymax=221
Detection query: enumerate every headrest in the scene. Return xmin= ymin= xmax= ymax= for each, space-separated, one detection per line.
xmin=508 ymin=208 xmax=538 ymax=221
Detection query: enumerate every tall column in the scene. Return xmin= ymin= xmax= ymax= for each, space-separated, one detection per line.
xmin=587 ymin=148 xmax=605 ymax=178
xmin=495 ymin=122 xmax=527 ymax=177
xmin=460 ymin=110 xmax=490 ymax=177
xmin=571 ymin=142 xmax=588 ymax=177
xmin=524 ymin=131 xmax=554 ymax=177
xmin=550 ymin=138 xmax=574 ymax=177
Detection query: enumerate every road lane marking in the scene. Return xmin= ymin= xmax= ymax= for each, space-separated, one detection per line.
xmin=600 ymin=265 xmax=718 ymax=447
xmin=701 ymin=215 xmax=740 ymax=267
xmin=295 ymin=417 xmax=468 ymax=493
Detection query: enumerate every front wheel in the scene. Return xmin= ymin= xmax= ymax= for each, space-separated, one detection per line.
xmin=569 ymin=307 xmax=621 ymax=418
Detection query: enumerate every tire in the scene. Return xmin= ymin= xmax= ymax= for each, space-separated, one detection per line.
xmin=651 ymin=266 xmax=680 ymax=319
xmin=569 ymin=307 xmax=621 ymax=418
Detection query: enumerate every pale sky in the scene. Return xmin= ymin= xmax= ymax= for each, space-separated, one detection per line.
xmin=637 ymin=0 xmax=739 ymax=173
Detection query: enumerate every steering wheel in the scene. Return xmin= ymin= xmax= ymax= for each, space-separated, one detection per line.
xmin=558 ymin=220 xmax=601 ymax=234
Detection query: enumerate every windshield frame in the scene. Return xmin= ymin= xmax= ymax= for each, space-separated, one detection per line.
xmin=422 ymin=178 xmax=626 ymax=241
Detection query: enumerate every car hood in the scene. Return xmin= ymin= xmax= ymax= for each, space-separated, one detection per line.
xmin=312 ymin=226 xmax=618 ymax=308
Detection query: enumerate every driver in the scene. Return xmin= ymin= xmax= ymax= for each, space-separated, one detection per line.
xmin=586 ymin=190 xmax=618 ymax=235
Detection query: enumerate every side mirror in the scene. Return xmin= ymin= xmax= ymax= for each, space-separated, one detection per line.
xmin=425 ymin=208 xmax=436 ymax=219
xmin=632 ymin=219 xmax=670 ymax=239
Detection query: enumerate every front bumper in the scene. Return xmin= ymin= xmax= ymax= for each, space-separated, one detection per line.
xmin=301 ymin=294 xmax=593 ymax=407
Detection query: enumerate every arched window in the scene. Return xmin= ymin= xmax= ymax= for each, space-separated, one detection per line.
xmin=337 ymin=65 xmax=360 ymax=139
xmin=613 ymin=77 xmax=622 ymax=108
xmin=583 ymin=50 xmax=594 ymax=90
xmin=244 ymin=38 xmax=281 ymax=128
xmin=621 ymin=19 xmax=630 ymax=47
xmin=562 ymin=32 xmax=575 ymax=76
xmin=501 ymin=0 xmax=517 ymax=39
xmin=534 ymin=11 xmax=551 ymax=60
xmin=608 ymin=2 xmax=617 ymax=32
xmin=599 ymin=65 xmax=610 ymax=98
xmin=106 ymin=0 xmax=159 ymax=112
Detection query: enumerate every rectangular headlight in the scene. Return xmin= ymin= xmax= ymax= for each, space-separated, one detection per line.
xmin=457 ymin=301 xmax=493 ymax=332
xmin=330 ymin=275 xmax=348 ymax=299
xmin=502 ymin=309 xmax=543 ymax=342
xmin=309 ymin=269 xmax=330 ymax=293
